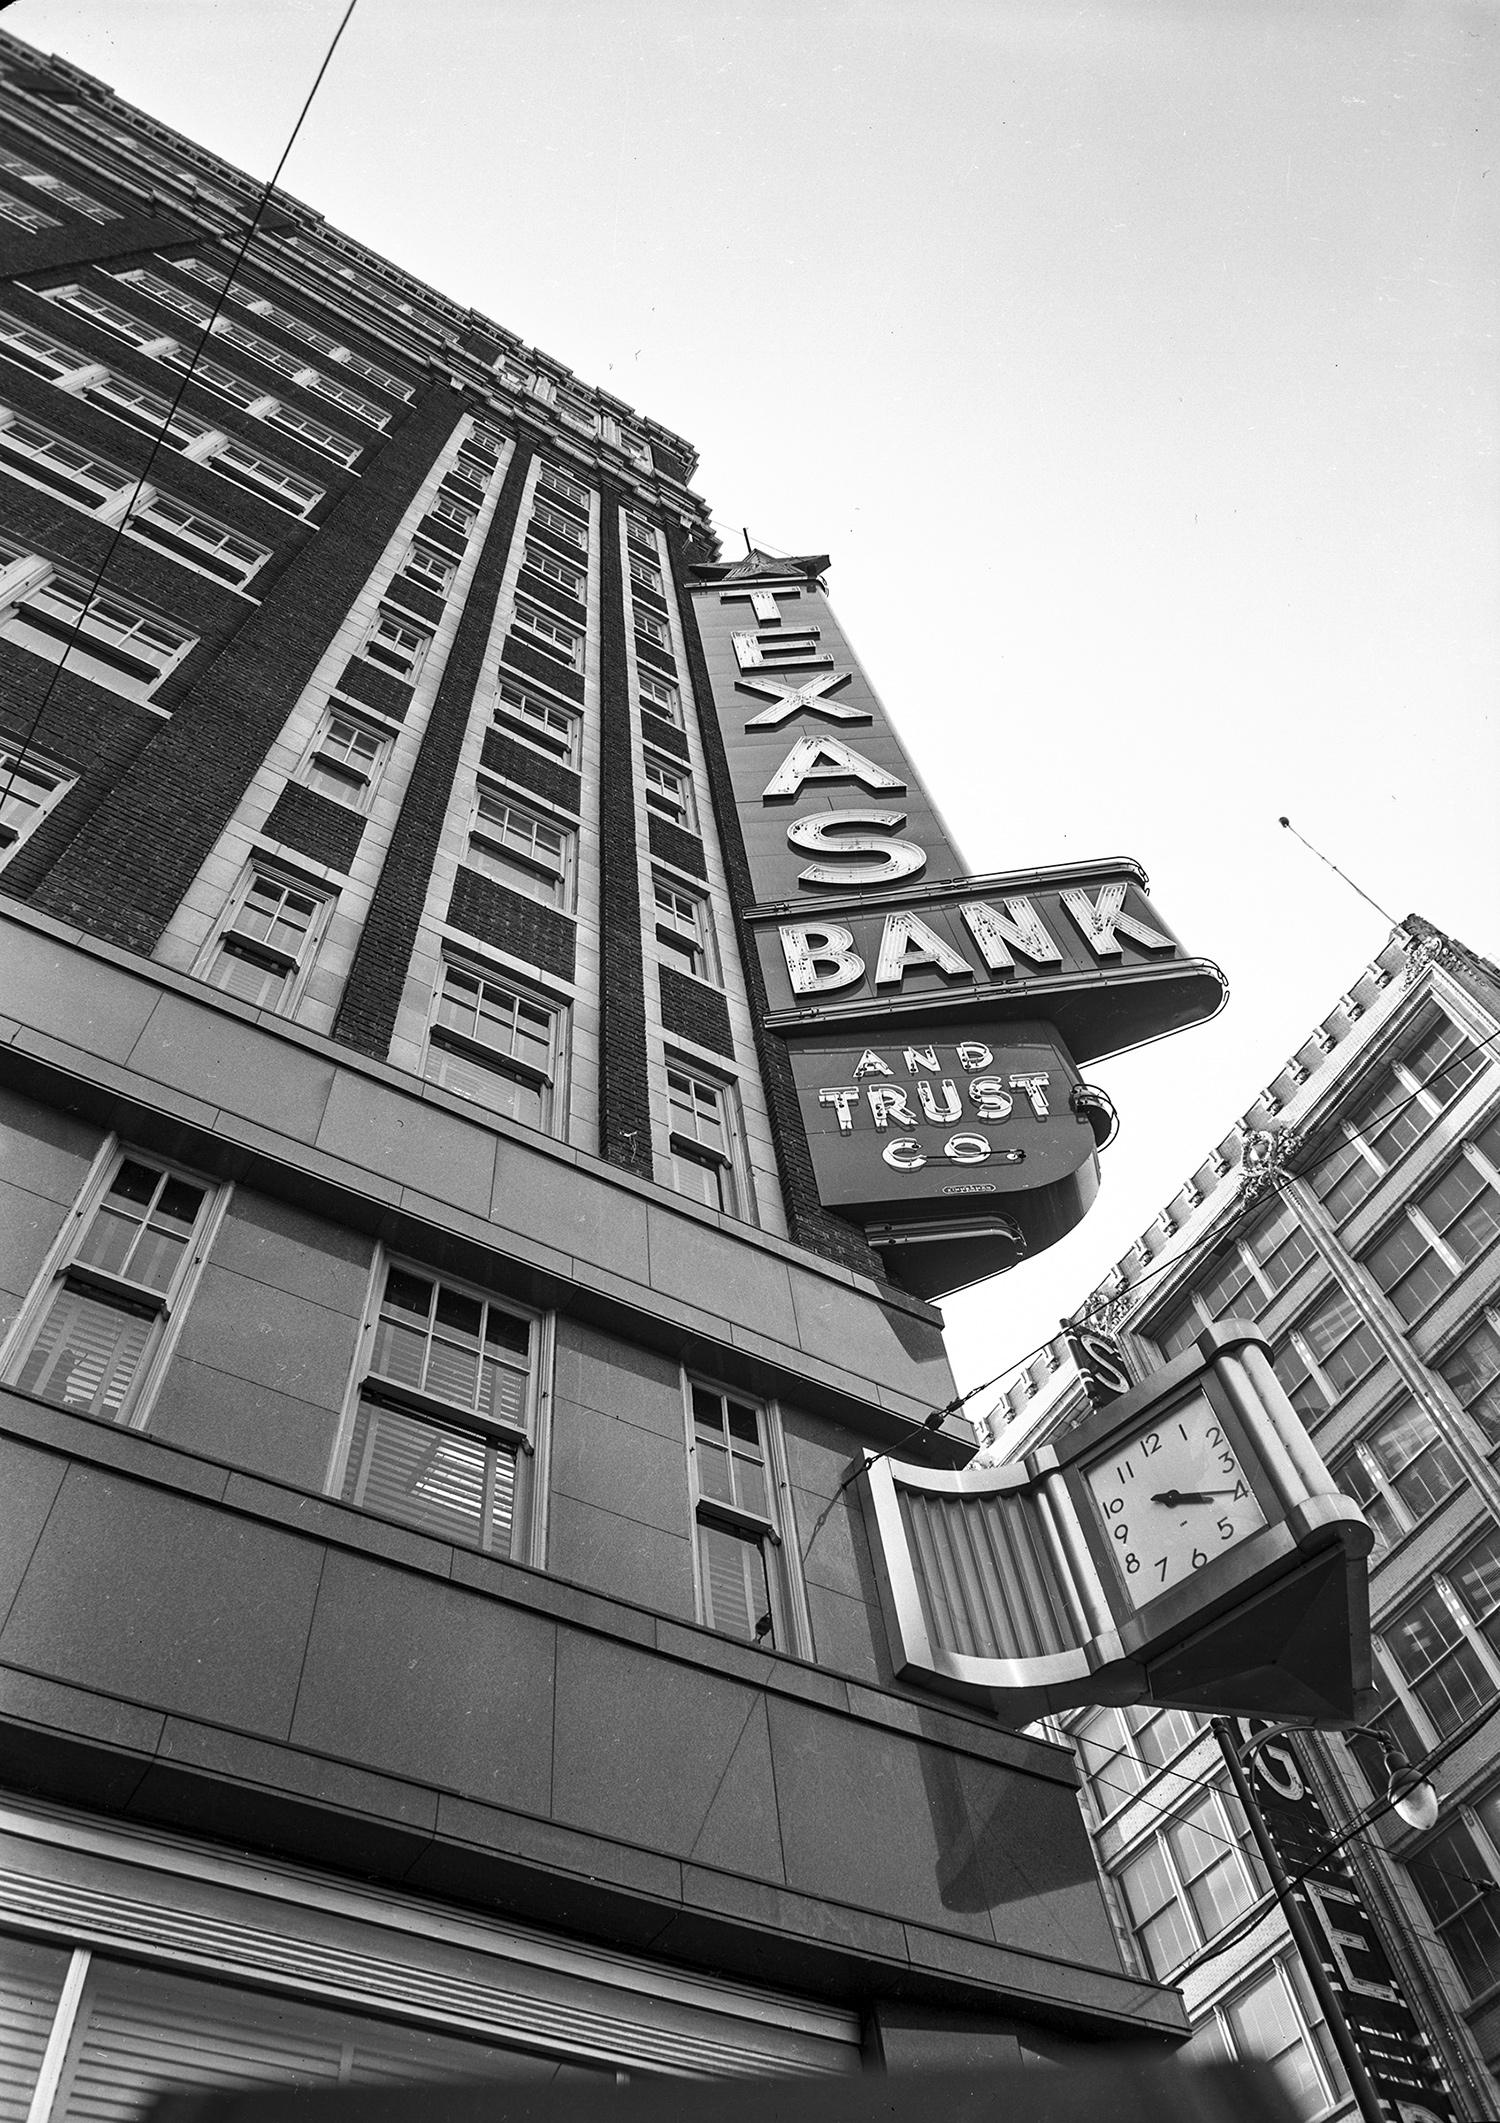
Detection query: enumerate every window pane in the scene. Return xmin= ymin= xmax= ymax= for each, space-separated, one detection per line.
xmin=424 ymin=1043 xmax=545 ymax=1128
xmin=1440 ymin=1320 xmax=1500 ymax=1446
xmin=1408 ymin=1821 xmax=1500 ymax=1998
xmin=1332 ymin=1450 xmax=1402 ymax=1559
xmin=341 ymin=1400 xmax=514 ymax=1554
xmin=16 ymin=1285 xmax=154 ymax=1416
xmin=1312 ymin=1137 xmax=1381 ymax=1222
xmin=698 ymin=1519 xmax=774 ymax=1646
xmin=1228 ymin=1969 xmax=1328 ymax=2120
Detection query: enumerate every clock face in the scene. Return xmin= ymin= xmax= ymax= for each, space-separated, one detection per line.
xmin=1085 ymin=1388 xmax=1269 ymax=1610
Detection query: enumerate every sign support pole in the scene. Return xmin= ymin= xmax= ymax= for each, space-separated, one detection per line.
xmin=1212 ymin=1719 xmax=1386 ymax=2123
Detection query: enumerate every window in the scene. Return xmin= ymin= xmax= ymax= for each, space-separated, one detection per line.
xmin=1362 ymin=1132 xmax=1500 ymax=1324
xmin=431 ymin=491 xmax=476 ymax=535
xmin=397 ymin=541 xmax=455 ymax=597
xmin=0 ymin=745 xmax=73 ymax=865
xmin=494 ymin=677 xmax=579 ymax=765
xmin=215 ymin=315 xmax=305 ymax=381
xmin=524 ymin=545 xmax=584 ymax=599
xmin=160 ymin=350 xmax=263 ymax=412
xmin=210 ymin=437 xmax=324 ymax=516
xmin=638 ymin=671 xmax=681 ymax=725
xmin=0 ymin=330 xmax=326 ymax=515
xmin=1269 ymin=1287 xmax=1384 ymax=1421
xmin=644 ymin=753 xmax=693 ymax=829
xmin=1072 ymin=1703 xmax=1200 ymax=1823
xmin=1407 ymin=1815 xmax=1500 ymax=2000
xmin=1151 ymin=1201 xmax=1319 ymax=1357
xmin=633 ymin=608 xmax=669 ymax=650
xmin=1113 ymin=1789 xmax=1260 ymax=1979
xmin=1309 ymin=1013 xmax=1488 ymax=1222
xmin=298 ymin=706 xmax=388 ymax=810
xmin=359 ymin=610 xmax=430 ymax=685
xmin=202 ymin=868 xmax=330 ymax=1012
xmin=44 ymin=284 xmax=169 ymax=351
xmin=654 ymin=879 xmax=713 ymax=979
xmin=1379 ymin=1525 xmax=1500 ymax=1741
xmin=1181 ymin=1963 xmax=1342 ymax=2120
xmin=1439 ymin=1315 xmax=1500 ymax=1448
xmin=629 ymin=553 xmax=663 ymax=596
xmin=625 ymin=513 xmax=657 ymax=553
xmin=513 ymin=599 xmax=582 ymax=671
xmin=264 ymin=400 xmax=361 ymax=465
xmin=0 ymin=149 xmax=116 ymax=221
xmin=536 ymin=461 xmax=588 ymax=508
xmin=689 ymin=1384 xmax=786 ymax=1646
xmin=532 ymin=498 xmax=584 ymax=549
xmin=555 ymin=393 xmax=597 ymax=435
xmin=339 ymin=1261 xmax=534 ymax=1557
xmin=114 ymin=267 xmax=215 ymax=327
xmin=466 ymin=789 xmax=572 ymax=909
xmin=0 ymin=408 xmax=128 ymax=506
xmin=4 ymin=1151 xmax=213 ymax=1422
xmin=667 ymin=1065 xmax=739 ymax=1215
xmin=0 ymin=186 xmax=60 ymax=233
xmin=1331 ymin=1397 xmax=1464 ymax=1557
xmin=424 ymin=961 xmax=559 ymax=1130
xmin=0 ymin=565 xmax=194 ymax=702
xmin=124 ymin=493 xmax=269 ymax=588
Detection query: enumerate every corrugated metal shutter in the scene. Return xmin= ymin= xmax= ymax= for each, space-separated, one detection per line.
xmin=0 ymin=1933 xmax=69 ymax=2122
xmin=53 ymin=1960 xmax=614 ymax=2121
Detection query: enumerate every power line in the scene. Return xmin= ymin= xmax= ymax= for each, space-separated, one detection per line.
xmin=0 ymin=0 xmax=361 ymax=830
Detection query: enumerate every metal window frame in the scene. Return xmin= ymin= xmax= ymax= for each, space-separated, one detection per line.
xmin=327 ymin=1241 xmax=553 ymax=1569
xmin=0 ymin=1133 xmax=230 ymax=1433
xmin=679 ymin=1370 xmax=810 ymax=1658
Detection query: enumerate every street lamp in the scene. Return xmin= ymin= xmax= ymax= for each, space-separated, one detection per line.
xmin=1212 ymin=1718 xmax=1440 ymax=2123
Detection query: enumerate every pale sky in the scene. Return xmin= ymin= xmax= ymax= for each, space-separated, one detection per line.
xmin=11 ymin=0 xmax=1497 ymax=1419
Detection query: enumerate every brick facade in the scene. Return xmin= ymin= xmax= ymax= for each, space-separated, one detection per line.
xmin=595 ymin=481 xmax=654 ymax=1180
xmin=331 ymin=430 xmax=535 ymax=1058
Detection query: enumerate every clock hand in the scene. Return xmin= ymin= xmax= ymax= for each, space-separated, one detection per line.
xmin=1150 ymin=1488 xmax=1238 ymax=1505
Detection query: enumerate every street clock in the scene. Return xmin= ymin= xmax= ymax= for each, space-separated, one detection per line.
xmin=862 ymin=1323 xmax=1374 ymax=1726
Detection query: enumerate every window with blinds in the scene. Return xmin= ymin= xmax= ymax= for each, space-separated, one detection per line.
xmin=688 ymin=1383 xmax=788 ymax=1649
xmin=336 ymin=1262 xmax=538 ymax=1559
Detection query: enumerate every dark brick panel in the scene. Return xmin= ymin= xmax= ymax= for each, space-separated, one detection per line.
xmin=500 ymin=636 xmax=584 ymax=702
xmin=526 ymin=520 xmax=586 ymax=569
xmin=417 ymin=513 xmax=468 ymax=556
xmin=659 ymin=965 xmax=734 ymax=1060
xmin=26 ymin=384 xmax=461 ymax=951
xmin=335 ymin=658 xmax=412 ymax=720
xmin=446 ymin=865 xmax=576 ymax=982
xmin=647 ymin=813 xmax=706 ymax=881
xmin=652 ymin=445 xmax=692 ymax=484
xmin=635 ymin=637 xmax=678 ymax=676
xmin=596 ymin=479 xmax=654 ymax=1180
xmin=331 ymin=433 xmax=535 ymax=1058
xmin=480 ymin=728 xmax=582 ymax=815
xmin=640 ymin=714 xmax=689 ymax=762
xmin=515 ymin=570 xmax=586 ymax=625
xmin=633 ymin=583 xmax=670 ymax=617
xmin=261 ymin=781 xmax=366 ymax=875
xmin=665 ymin=529 xmax=885 ymax=1282
xmin=383 ymin=575 xmax=447 ymax=627
xmin=0 ymin=211 xmax=197 ymax=284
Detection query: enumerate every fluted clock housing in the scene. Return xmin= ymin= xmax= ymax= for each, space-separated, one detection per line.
xmin=862 ymin=1323 xmax=1374 ymax=1726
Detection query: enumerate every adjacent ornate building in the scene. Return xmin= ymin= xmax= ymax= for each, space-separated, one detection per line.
xmin=988 ymin=917 xmax=1500 ymax=2117
xmin=0 ymin=28 xmax=1217 ymax=2114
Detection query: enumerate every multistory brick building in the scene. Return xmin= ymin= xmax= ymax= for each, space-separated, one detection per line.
xmin=988 ymin=918 xmax=1500 ymax=2118
xmin=0 ymin=29 xmax=1213 ymax=2112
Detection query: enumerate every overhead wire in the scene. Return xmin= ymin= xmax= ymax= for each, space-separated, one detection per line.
xmin=0 ymin=0 xmax=361 ymax=831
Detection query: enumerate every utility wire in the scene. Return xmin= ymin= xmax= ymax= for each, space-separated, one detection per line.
xmin=0 ymin=0 xmax=361 ymax=829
